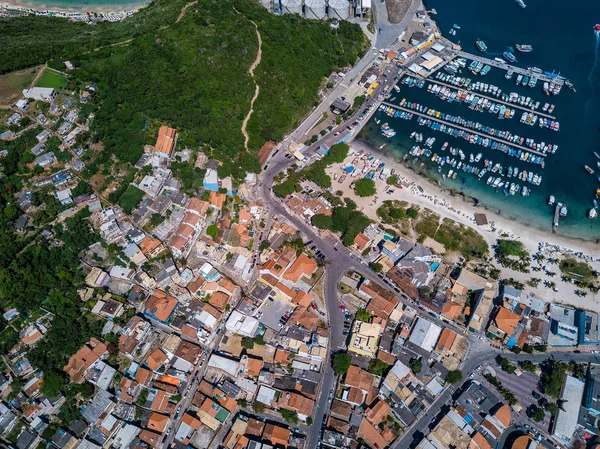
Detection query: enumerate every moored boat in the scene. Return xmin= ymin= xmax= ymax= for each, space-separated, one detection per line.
xmin=503 ymin=51 xmax=517 ymax=63
xmin=515 ymin=0 xmax=526 ymax=7
xmin=476 ymin=39 xmax=488 ymax=52
xmin=585 ymin=165 xmax=595 ymax=175
xmin=516 ymin=44 xmax=533 ymax=52
xmin=589 ymin=209 xmax=597 ymax=219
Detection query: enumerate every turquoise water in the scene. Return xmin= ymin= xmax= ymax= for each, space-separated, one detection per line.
xmin=12 ymin=0 xmax=147 ymax=10
xmin=358 ymin=0 xmax=600 ymax=242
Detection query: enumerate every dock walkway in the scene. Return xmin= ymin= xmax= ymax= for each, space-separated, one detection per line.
xmin=381 ymin=102 xmax=547 ymax=157
xmin=425 ymin=79 xmax=557 ymax=120
xmin=456 ymin=51 xmax=563 ymax=84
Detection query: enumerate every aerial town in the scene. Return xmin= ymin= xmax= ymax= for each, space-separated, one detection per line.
xmin=0 ymin=0 xmax=600 ymax=449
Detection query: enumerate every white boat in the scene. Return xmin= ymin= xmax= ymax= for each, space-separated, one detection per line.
xmin=589 ymin=209 xmax=598 ymax=219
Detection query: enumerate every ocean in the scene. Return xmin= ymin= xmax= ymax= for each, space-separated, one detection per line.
xmin=358 ymin=0 xmax=600 ymax=242
xmin=9 ymin=0 xmax=147 ymax=11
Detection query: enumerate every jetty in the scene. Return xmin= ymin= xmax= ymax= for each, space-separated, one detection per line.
xmin=381 ymin=102 xmax=547 ymax=157
xmin=553 ymin=204 xmax=560 ymax=233
xmin=425 ymin=79 xmax=557 ymax=120
xmin=456 ymin=51 xmax=564 ymax=84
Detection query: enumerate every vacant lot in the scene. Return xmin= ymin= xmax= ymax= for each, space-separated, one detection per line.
xmin=35 ymin=69 xmax=68 ymax=90
xmin=0 ymin=67 xmax=39 ymax=105
xmin=118 ymin=185 xmax=145 ymax=214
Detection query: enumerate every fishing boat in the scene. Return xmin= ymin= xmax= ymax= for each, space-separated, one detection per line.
xmin=503 ymin=51 xmax=517 ymax=63
xmin=595 ymin=152 xmax=600 ymax=159
xmin=453 ymin=24 xmax=461 ymax=29
xmin=529 ymin=67 xmax=543 ymax=74
xmin=589 ymin=209 xmax=598 ymax=219
xmin=516 ymin=44 xmax=533 ymax=52
xmin=560 ymin=204 xmax=568 ymax=217
xmin=476 ymin=39 xmax=488 ymax=52
xmin=585 ymin=165 xmax=595 ymax=175
xmin=515 ymin=0 xmax=526 ymax=7
xmin=595 ymin=24 xmax=600 ymax=33
xmin=548 ymin=195 xmax=555 ymax=206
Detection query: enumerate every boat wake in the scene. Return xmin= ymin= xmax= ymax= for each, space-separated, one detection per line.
xmin=588 ymin=32 xmax=600 ymax=84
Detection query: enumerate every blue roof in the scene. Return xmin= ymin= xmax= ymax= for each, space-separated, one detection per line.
xmin=506 ymin=337 xmax=516 ymax=349
xmin=464 ymin=413 xmax=473 ymax=423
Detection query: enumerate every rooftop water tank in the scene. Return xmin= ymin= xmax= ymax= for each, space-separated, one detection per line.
xmin=281 ymin=0 xmax=303 ymax=15
xmin=304 ymin=0 xmax=326 ymax=19
xmin=328 ymin=0 xmax=349 ymax=19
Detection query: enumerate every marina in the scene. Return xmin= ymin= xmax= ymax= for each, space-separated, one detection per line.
xmin=381 ymin=101 xmax=548 ymax=157
xmin=418 ymin=78 xmax=557 ymax=119
xmin=455 ymin=51 xmax=565 ymax=85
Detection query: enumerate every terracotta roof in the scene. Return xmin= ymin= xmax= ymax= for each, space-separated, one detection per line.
xmin=188 ymin=276 xmax=205 ymax=294
xmin=246 ymin=418 xmax=265 ymax=436
xmin=146 ymin=348 xmax=168 ymax=371
xmin=274 ymin=348 xmax=292 ymax=366
xmin=345 ymin=365 xmax=374 ymax=392
xmin=169 ymin=235 xmax=187 ymax=252
xmin=175 ymin=340 xmax=202 ymax=364
xmin=366 ymin=399 xmax=389 ymax=425
xmin=183 ymin=212 xmax=202 ymax=228
xmin=283 ymin=253 xmax=317 ymax=283
xmin=182 ymin=412 xmax=202 ymax=430
xmin=494 ymin=404 xmax=511 ymax=427
xmin=511 ymin=436 xmax=533 ymax=449
xmin=470 ymin=432 xmax=492 ymax=449
xmin=177 ymin=223 xmax=195 ymax=239
xmin=354 ymin=233 xmax=371 ymax=250
xmin=441 ymin=301 xmax=462 ymax=321
xmin=63 ymin=338 xmax=107 ymax=383
xmin=347 ymin=386 xmax=365 ymax=405
xmin=377 ymin=350 xmax=396 ymax=365
xmin=209 ymin=191 xmax=226 ymax=209
xmin=292 ymin=290 xmax=314 ymax=308
xmin=139 ymin=430 xmax=161 ymax=446
xmin=246 ymin=357 xmax=263 ymax=377
xmin=278 ymin=391 xmax=314 ymax=416
xmin=154 ymin=126 xmax=176 ymax=157
xmin=359 ymin=418 xmax=389 ymax=449
xmin=135 ymin=367 xmax=152 ymax=386
xmin=209 ymin=291 xmax=230 ymax=311
xmin=239 ymin=209 xmax=252 ymax=224
xmin=187 ymin=198 xmax=210 ymax=216
xmin=494 ymin=307 xmax=520 ymax=335
xmin=437 ymin=328 xmax=457 ymax=350
xmin=145 ymin=291 xmax=178 ymax=322
xmin=139 ymin=236 xmax=162 ymax=255
xmin=148 ymin=412 xmax=169 ymax=433
xmin=219 ymin=278 xmax=236 ymax=293
xmin=263 ymin=424 xmax=290 ymax=448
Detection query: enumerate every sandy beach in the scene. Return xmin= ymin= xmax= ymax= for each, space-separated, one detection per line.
xmin=329 ymin=138 xmax=600 ymax=312
xmin=0 ymin=0 xmax=148 ymax=14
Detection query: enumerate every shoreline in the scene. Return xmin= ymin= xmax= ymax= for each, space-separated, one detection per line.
xmin=0 ymin=0 xmax=149 ymax=15
xmin=352 ymin=137 xmax=600 ymax=256
xmin=332 ymin=137 xmax=600 ymax=312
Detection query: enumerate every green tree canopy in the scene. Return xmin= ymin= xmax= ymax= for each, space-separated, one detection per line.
xmin=332 ymin=352 xmax=352 ymax=375
xmin=354 ymin=178 xmax=376 ymax=197
xmin=446 ymin=370 xmax=463 ymax=384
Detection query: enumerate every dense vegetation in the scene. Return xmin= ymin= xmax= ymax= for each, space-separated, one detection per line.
xmin=332 ymin=352 xmax=351 ymax=375
xmin=354 ymin=178 xmax=376 ymax=197
xmin=311 ymin=205 xmax=371 ymax=246
xmin=494 ymin=239 xmax=531 ymax=272
xmin=2 ymin=0 xmax=365 ymax=176
xmin=0 ymin=210 xmax=101 ymax=394
xmin=559 ymin=257 xmax=596 ymax=283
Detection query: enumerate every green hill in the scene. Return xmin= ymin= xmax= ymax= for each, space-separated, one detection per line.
xmin=1 ymin=0 xmax=367 ymax=178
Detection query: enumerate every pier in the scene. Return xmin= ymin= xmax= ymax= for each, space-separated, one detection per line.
xmin=456 ymin=51 xmax=564 ymax=84
xmin=381 ymin=102 xmax=547 ymax=157
xmin=425 ymin=79 xmax=557 ymax=120
xmin=553 ymin=204 xmax=560 ymax=232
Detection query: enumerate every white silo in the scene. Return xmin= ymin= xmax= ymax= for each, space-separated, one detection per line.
xmin=328 ymin=0 xmax=349 ymax=19
xmin=304 ymin=0 xmax=326 ymax=19
xmin=281 ymin=0 xmax=303 ymax=15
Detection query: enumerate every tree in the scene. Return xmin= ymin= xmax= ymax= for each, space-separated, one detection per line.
xmin=523 ymin=344 xmax=534 ymax=354
xmin=530 ymin=406 xmax=545 ymax=422
xmin=280 ymin=408 xmax=299 ymax=423
xmin=534 ymin=344 xmax=547 ymax=352
xmin=311 ymin=214 xmax=332 ymax=230
xmin=545 ymin=402 xmax=558 ymax=416
xmin=406 ymin=207 xmax=419 ymax=219
xmin=206 ymin=224 xmax=219 ymax=240
xmin=446 ymin=370 xmax=463 ymax=384
xmin=387 ymin=175 xmax=398 ymax=185
xmin=409 ymin=358 xmax=422 ymax=374
xmin=241 ymin=337 xmax=254 ymax=349
xmin=355 ymin=308 xmax=371 ymax=321
xmin=370 ymin=262 xmax=383 ymax=272
xmin=354 ymin=178 xmax=376 ymax=197
xmin=253 ymin=402 xmax=265 ymax=413
xmin=254 ymin=335 xmax=265 ymax=345
xmin=332 ymin=352 xmax=352 ymax=375
xmin=368 ymin=359 xmax=389 ymax=376
xmin=41 ymin=371 xmax=64 ymax=398
xmin=306 ymin=416 xmax=313 ymax=425
xmin=259 ymin=240 xmax=270 ymax=251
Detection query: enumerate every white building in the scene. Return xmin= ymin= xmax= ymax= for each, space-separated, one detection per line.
xmin=22 ymin=87 xmax=57 ymax=102
xmin=225 ymin=310 xmax=259 ymax=337
xmin=552 ymin=375 xmax=585 ymax=445
xmin=408 ymin=317 xmax=442 ymax=353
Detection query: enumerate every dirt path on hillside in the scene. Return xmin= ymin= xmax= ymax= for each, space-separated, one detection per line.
xmin=240 ymin=19 xmax=262 ymax=151
xmin=29 ymin=64 xmax=47 ymax=88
